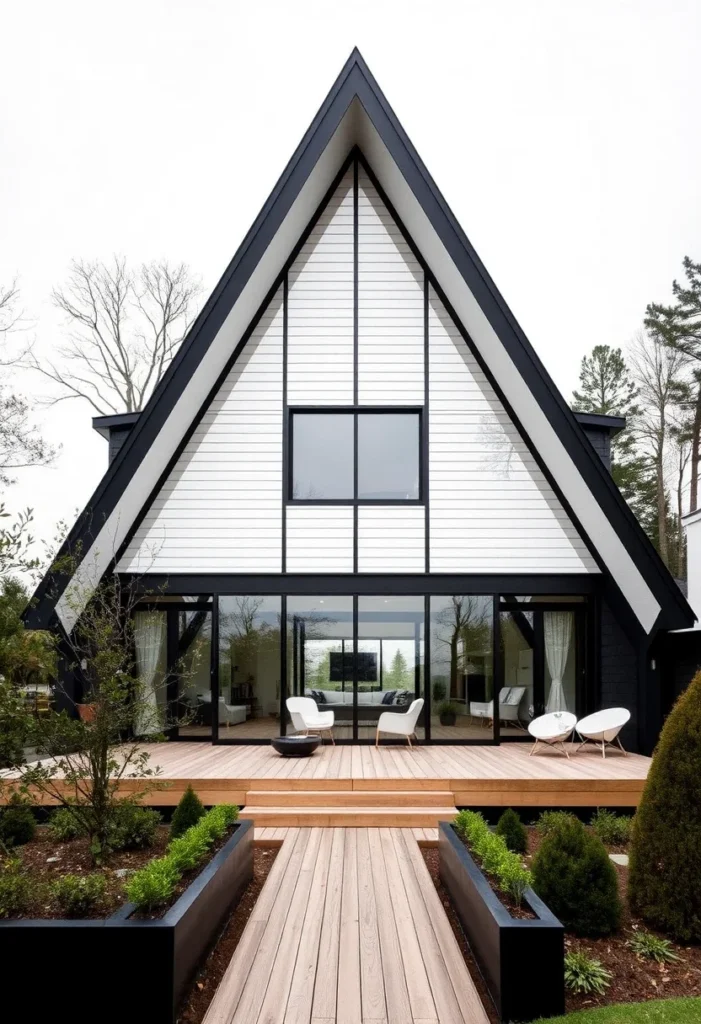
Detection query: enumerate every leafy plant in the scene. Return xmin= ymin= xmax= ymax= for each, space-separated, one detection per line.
xmin=591 ymin=808 xmax=633 ymax=847
xmin=0 ymin=795 xmax=36 ymax=846
xmin=454 ymin=810 xmax=532 ymax=904
xmin=431 ymin=680 xmax=447 ymax=703
xmin=628 ymin=929 xmax=681 ymax=964
xmin=629 ymin=668 xmax=701 ymax=941
xmin=564 ymin=950 xmax=613 ymax=995
xmin=535 ymin=810 xmax=578 ymax=837
xmin=109 ymin=803 xmax=161 ymax=851
xmin=532 ymin=816 xmax=621 ymax=936
xmin=170 ymin=785 xmax=205 ymax=840
xmin=0 ymin=860 xmax=34 ymax=917
xmin=125 ymin=804 xmax=238 ymax=912
xmin=495 ymin=808 xmax=527 ymax=854
xmin=437 ymin=701 xmax=460 ymax=717
xmin=51 ymin=873 xmax=106 ymax=917
xmin=47 ymin=807 xmax=86 ymax=841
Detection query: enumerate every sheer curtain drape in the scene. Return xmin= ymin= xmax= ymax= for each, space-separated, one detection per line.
xmin=133 ymin=611 xmax=166 ymax=736
xmin=544 ymin=611 xmax=573 ymax=713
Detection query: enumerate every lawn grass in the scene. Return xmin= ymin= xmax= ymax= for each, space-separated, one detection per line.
xmin=538 ymin=998 xmax=701 ymax=1022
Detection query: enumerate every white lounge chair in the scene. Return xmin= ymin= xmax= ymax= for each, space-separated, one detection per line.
xmin=376 ymin=698 xmax=424 ymax=747
xmin=575 ymin=708 xmax=630 ymax=758
xmin=286 ymin=696 xmax=335 ymax=745
xmin=528 ymin=711 xmax=578 ymax=758
xmin=470 ymin=686 xmax=527 ymax=728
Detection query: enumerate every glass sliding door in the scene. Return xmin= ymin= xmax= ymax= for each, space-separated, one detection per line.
xmin=430 ymin=596 xmax=495 ymax=740
xmin=218 ymin=596 xmax=281 ymax=740
xmin=358 ymin=596 xmax=425 ymax=741
xmin=498 ymin=609 xmax=534 ymax=734
xmin=172 ymin=608 xmax=213 ymax=738
xmin=286 ymin=596 xmax=354 ymax=740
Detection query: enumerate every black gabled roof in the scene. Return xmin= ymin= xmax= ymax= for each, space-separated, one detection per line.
xmin=27 ymin=48 xmax=693 ymax=634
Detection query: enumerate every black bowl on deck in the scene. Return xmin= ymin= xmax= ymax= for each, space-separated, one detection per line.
xmin=271 ymin=735 xmax=321 ymax=757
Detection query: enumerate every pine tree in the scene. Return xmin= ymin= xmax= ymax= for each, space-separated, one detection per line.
xmin=572 ymin=345 xmax=656 ymax=536
xmin=646 ymin=257 xmax=701 ymax=510
xmin=385 ymin=648 xmax=411 ymax=690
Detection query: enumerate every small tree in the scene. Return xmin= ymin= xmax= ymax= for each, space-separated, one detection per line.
xmin=0 ymin=570 xmax=174 ymax=863
xmin=170 ymin=785 xmax=205 ymax=839
xmin=385 ymin=648 xmax=411 ymax=689
xmin=495 ymin=807 xmax=527 ymax=854
xmin=628 ymin=668 xmax=701 ymax=941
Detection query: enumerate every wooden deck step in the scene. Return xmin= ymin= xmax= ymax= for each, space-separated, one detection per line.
xmin=240 ymin=805 xmax=456 ymax=828
xmin=245 ymin=788 xmax=454 ymax=807
xmin=253 ymin=825 xmax=440 ymax=847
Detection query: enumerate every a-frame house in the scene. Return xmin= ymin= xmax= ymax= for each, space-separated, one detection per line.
xmin=29 ymin=50 xmax=693 ymax=754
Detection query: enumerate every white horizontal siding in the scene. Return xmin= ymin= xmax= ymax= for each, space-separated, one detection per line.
xmin=357 ymin=506 xmax=425 ymax=572
xmin=118 ymin=289 xmax=283 ymax=573
xmin=287 ymin=168 xmax=354 ymax=404
xmin=357 ymin=170 xmax=424 ymax=405
xmin=428 ymin=286 xmax=598 ymax=574
xmin=286 ymin=505 xmax=354 ymax=573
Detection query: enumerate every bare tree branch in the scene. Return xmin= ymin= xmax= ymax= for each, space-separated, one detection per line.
xmin=24 ymin=257 xmax=201 ymax=414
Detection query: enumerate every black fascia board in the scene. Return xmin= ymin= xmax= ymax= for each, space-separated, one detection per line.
xmin=573 ymin=411 xmax=626 ymax=437
xmin=92 ymin=412 xmax=141 ymax=440
xmin=26 ymin=48 xmax=692 ymax=633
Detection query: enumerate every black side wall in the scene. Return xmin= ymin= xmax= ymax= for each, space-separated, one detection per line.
xmin=600 ymin=601 xmax=639 ymax=752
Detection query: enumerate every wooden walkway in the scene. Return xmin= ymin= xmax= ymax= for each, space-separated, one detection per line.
xmin=203 ymin=827 xmax=490 ymax=1024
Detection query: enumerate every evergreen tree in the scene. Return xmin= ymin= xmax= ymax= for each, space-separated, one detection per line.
xmin=646 ymin=257 xmax=701 ymax=511
xmin=385 ymin=648 xmax=411 ymax=689
xmin=572 ymin=344 xmax=656 ymax=534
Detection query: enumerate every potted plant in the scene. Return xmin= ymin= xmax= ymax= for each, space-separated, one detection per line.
xmin=438 ymin=700 xmax=459 ymax=726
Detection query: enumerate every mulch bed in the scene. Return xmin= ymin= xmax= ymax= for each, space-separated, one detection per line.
xmin=177 ymin=848 xmax=278 ymax=1024
xmin=4 ymin=823 xmax=172 ymax=918
xmin=424 ymin=826 xmax=701 ymax=1018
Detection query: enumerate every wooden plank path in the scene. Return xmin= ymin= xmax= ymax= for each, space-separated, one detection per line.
xmin=203 ymin=827 xmax=490 ymax=1024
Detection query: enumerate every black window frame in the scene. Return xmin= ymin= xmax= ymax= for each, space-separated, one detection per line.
xmin=287 ymin=406 xmax=425 ymax=505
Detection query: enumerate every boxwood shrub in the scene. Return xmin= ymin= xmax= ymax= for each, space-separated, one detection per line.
xmin=454 ymin=809 xmax=532 ymax=903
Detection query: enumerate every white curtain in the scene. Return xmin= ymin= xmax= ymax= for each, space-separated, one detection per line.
xmin=133 ymin=611 xmax=166 ymax=736
xmin=544 ymin=611 xmax=573 ymax=713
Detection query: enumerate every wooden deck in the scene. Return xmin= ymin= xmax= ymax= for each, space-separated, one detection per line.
xmin=5 ymin=742 xmax=650 ymax=821
xmin=203 ymin=827 xmax=490 ymax=1024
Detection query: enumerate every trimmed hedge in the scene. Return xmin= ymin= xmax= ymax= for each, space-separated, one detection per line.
xmin=454 ymin=809 xmax=532 ymax=903
xmin=531 ymin=815 xmax=621 ymax=936
xmin=629 ymin=668 xmax=701 ymax=942
xmin=125 ymin=804 xmax=238 ymax=912
xmin=495 ymin=807 xmax=527 ymax=854
xmin=169 ymin=785 xmax=205 ymax=840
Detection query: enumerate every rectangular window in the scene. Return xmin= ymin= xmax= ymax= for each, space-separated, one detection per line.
xmin=290 ymin=410 xmax=421 ymax=502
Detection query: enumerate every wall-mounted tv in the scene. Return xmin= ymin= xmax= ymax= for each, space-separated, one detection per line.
xmin=329 ymin=652 xmax=377 ymax=683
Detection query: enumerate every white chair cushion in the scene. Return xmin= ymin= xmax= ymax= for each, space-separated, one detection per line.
xmin=528 ymin=711 xmax=577 ymax=741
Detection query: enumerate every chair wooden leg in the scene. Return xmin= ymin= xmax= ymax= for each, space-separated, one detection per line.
xmin=529 ymin=739 xmax=538 ymax=756
xmin=616 ymin=735 xmax=626 ymax=756
xmin=601 ymin=738 xmax=606 ymax=759
xmin=375 ymin=728 xmax=380 ymax=747
xmin=407 ymin=734 xmax=412 ymax=748
xmin=329 ymin=728 xmax=335 ymax=746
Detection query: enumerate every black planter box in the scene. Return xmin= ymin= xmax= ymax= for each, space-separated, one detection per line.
xmin=0 ymin=819 xmax=253 ymax=1024
xmin=439 ymin=821 xmax=564 ymax=1023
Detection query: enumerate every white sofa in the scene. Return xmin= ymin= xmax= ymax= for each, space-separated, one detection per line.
xmin=305 ymin=688 xmax=412 ymax=722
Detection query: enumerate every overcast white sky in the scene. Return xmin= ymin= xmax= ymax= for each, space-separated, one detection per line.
xmin=1 ymin=0 xmax=700 ymax=561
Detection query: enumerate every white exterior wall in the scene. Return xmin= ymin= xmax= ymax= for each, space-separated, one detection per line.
xmin=357 ymin=506 xmax=425 ymax=572
xmin=357 ymin=169 xmax=424 ymax=405
xmin=428 ymin=287 xmax=597 ymax=573
xmin=287 ymin=168 xmax=354 ymax=404
xmin=118 ymin=289 xmax=283 ymax=573
xmin=286 ymin=505 xmax=354 ymax=572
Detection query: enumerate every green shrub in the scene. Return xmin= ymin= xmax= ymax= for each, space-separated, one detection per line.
xmin=125 ymin=804 xmax=238 ymax=912
xmin=564 ymin=950 xmax=612 ymax=995
xmin=535 ymin=810 xmax=578 ymax=837
xmin=531 ymin=816 xmax=621 ymax=936
xmin=125 ymin=858 xmax=179 ymax=911
xmin=454 ymin=810 xmax=532 ymax=905
xmin=0 ymin=796 xmax=36 ymax=847
xmin=629 ymin=669 xmax=701 ymax=942
xmin=496 ymin=808 xmax=527 ymax=854
xmin=51 ymin=874 xmax=106 ymax=917
xmin=628 ymin=930 xmax=681 ymax=964
xmin=591 ymin=808 xmax=633 ymax=847
xmin=109 ymin=803 xmax=161 ymax=851
xmin=47 ymin=807 xmax=86 ymax=842
xmin=0 ymin=861 xmax=34 ymax=918
xmin=170 ymin=785 xmax=205 ymax=839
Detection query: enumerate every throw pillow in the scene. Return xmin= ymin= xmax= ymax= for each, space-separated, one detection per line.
xmin=381 ymin=690 xmax=397 ymax=705
xmin=393 ymin=690 xmax=410 ymax=705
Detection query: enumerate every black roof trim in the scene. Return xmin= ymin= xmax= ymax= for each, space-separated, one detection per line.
xmin=573 ymin=412 xmax=626 ymax=437
xmin=92 ymin=412 xmax=140 ymax=441
xmin=26 ymin=47 xmax=693 ymax=633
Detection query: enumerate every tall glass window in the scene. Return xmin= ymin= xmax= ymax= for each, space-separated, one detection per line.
xmin=173 ymin=608 xmax=212 ymax=739
xmin=430 ymin=596 xmax=494 ymax=740
xmin=287 ymin=596 xmax=354 ymax=740
xmin=359 ymin=596 xmax=425 ymax=740
xmin=218 ymin=596 xmax=281 ymax=740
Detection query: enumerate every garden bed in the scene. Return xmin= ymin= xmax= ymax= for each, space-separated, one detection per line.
xmin=0 ymin=818 xmax=253 ymax=1024
xmin=438 ymin=820 xmax=565 ymax=1023
xmin=431 ymin=818 xmax=701 ymax=1022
